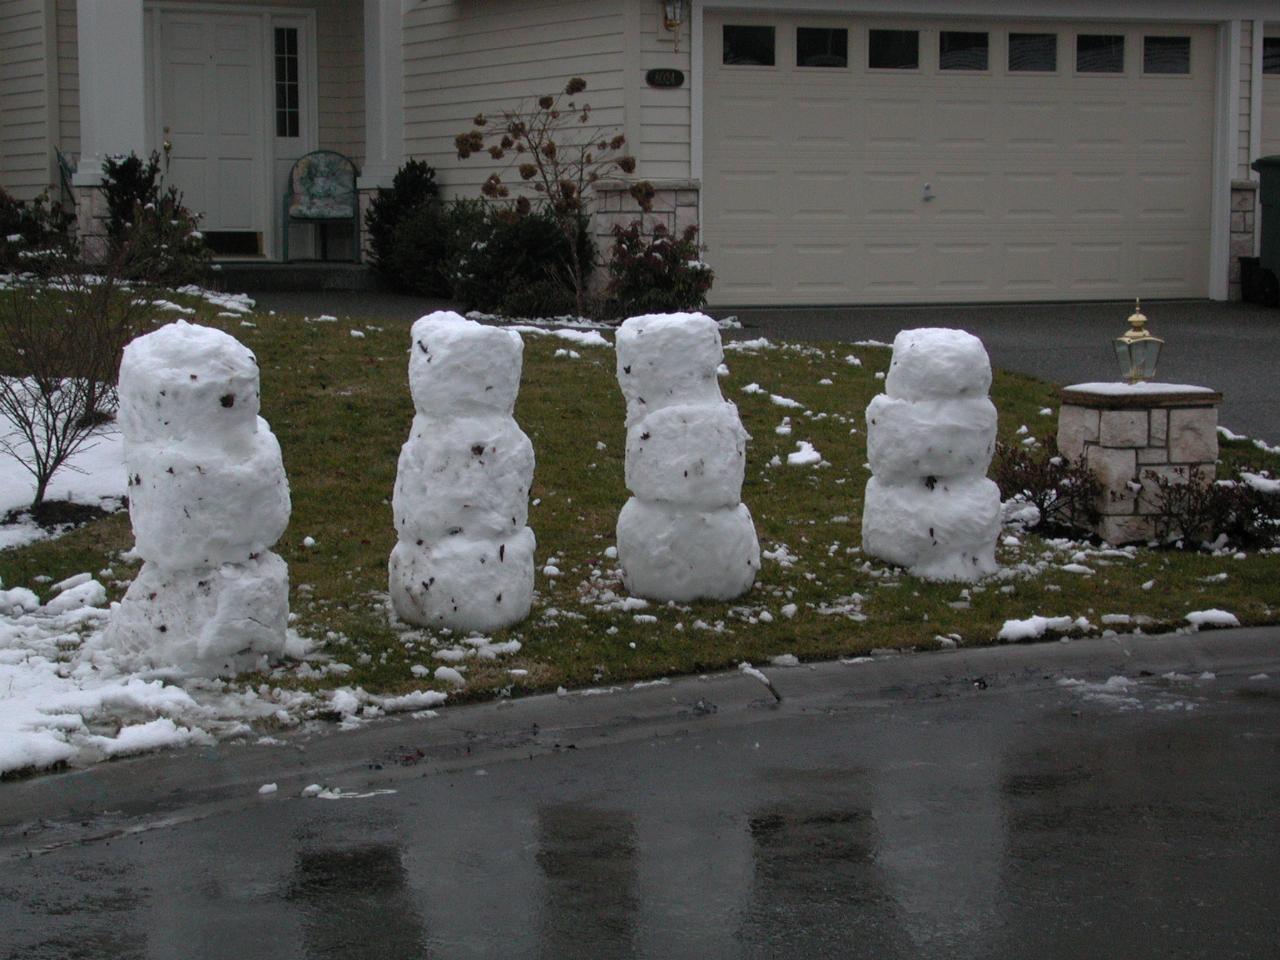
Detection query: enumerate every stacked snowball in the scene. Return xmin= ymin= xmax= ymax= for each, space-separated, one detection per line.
xmin=615 ymin=313 xmax=759 ymax=601
xmin=389 ymin=312 xmax=535 ymax=632
xmin=103 ymin=321 xmax=291 ymax=675
xmin=862 ymin=328 xmax=1000 ymax=581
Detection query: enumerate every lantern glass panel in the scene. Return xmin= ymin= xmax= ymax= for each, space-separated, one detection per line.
xmin=1133 ymin=340 xmax=1161 ymax=380
xmin=1114 ymin=340 xmax=1134 ymax=379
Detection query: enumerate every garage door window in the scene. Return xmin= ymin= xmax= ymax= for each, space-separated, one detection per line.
xmin=1262 ymin=37 xmax=1280 ymax=74
xmin=1009 ymin=32 xmax=1056 ymax=72
xmin=797 ymin=27 xmax=848 ymax=68
xmin=724 ymin=25 xmax=775 ymax=66
xmin=1077 ymin=34 xmax=1124 ymax=73
xmin=869 ymin=29 xmax=918 ymax=70
xmin=1143 ymin=36 xmax=1190 ymax=75
xmin=940 ymin=31 xmax=988 ymax=71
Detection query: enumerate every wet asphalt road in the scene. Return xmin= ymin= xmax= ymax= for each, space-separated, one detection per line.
xmin=3 ymin=631 xmax=1278 ymax=959
xmin=245 ymin=291 xmax=1280 ymax=444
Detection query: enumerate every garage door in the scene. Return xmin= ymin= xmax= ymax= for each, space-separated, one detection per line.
xmin=702 ymin=14 xmax=1216 ymax=305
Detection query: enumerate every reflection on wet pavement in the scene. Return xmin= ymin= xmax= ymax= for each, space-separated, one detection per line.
xmin=2 ymin=674 xmax=1278 ymax=959
xmin=536 ymin=806 xmax=637 ymax=958
xmin=287 ymin=844 xmax=427 ymax=959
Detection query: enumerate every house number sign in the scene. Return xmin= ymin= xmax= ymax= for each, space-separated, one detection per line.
xmin=645 ymin=68 xmax=685 ymax=88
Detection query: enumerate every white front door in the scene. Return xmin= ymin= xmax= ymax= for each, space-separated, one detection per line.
xmin=157 ymin=11 xmax=266 ymax=243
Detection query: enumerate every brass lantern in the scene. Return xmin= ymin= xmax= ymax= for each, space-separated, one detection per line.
xmin=662 ymin=0 xmax=687 ymax=51
xmin=1114 ymin=299 xmax=1163 ymax=383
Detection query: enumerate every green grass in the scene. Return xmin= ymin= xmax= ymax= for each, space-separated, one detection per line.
xmin=3 ymin=297 xmax=1279 ymax=703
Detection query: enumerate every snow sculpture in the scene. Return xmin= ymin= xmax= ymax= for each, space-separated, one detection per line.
xmin=862 ymin=327 xmax=1000 ymax=581
xmin=104 ymin=321 xmax=291 ymax=675
xmin=615 ymin=313 xmax=760 ymax=601
xmin=389 ymin=312 xmax=536 ymax=632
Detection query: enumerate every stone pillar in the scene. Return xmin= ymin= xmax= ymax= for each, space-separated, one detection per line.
xmin=1230 ymin=180 xmax=1258 ymax=300
xmin=355 ymin=0 xmax=405 ymax=259
xmin=592 ymin=179 xmax=701 ymax=288
xmin=1057 ymin=383 xmax=1223 ymax=544
xmin=72 ymin=0 xmax=148 ymax=259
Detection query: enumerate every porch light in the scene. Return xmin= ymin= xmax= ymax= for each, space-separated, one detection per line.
xmin=1113 ymin=299 xmax=1163 ymax=383
xmin=662 ymin=0 xmax=687 ymax=51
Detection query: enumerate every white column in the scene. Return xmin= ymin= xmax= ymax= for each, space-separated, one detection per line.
xmin=72 ymin=0 xmax=147 ymax=185
xmin=356 ymin=0 xmax=405 ymax=190
xmin=1250 ymin=20 xmax=1264 ymax=255
xmin=1209 ymin=19 xmax=1243 ymax=301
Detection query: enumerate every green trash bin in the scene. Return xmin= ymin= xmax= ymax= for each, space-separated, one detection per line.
xmin=1250 ymin=155 xmax=1280 ymax=305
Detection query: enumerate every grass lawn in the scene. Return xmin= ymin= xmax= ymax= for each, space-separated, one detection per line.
xmin=3 ymin=295 xmax=1278 ymax=704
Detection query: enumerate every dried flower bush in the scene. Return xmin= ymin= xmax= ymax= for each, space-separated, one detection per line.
xmin=456 ymin=77 xmax=652 ymax=316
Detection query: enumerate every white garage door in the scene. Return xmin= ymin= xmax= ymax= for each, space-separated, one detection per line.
xmin=702 ymin=14 xmax=1216 ymax=305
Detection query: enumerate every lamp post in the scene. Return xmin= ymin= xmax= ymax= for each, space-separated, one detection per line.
xmin=1113 ymin=299 xmax=1163 ymax=384
xmin=662 ymin=0 xmax=687 ymax=52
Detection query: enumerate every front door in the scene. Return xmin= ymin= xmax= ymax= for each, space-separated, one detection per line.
xmin=157 ymin=11 xmax=266 ymax=253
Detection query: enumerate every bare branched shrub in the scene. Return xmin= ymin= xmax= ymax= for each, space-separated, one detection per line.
xmin=992 ymin=436 xmax=1102 ymax=535
xmin=1144 ymin=467 xmax=1280 ymax=549
xmin=0 ymin=254 xmax=154 ymax=510
xmin=456 ymin=77 xmax=652 ymax=316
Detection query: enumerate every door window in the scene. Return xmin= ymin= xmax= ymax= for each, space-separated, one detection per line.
xmin=275 ymin=27 xmax=300 ymax=137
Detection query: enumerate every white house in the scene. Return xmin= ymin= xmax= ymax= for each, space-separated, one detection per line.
xmin=1 ymin=0 xmax=1277 ymax=305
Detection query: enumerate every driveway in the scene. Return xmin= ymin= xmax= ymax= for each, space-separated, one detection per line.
xmin=245 ymin=290 xmax=1279 ymax=444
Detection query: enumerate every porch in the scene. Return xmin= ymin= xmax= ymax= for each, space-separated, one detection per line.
xmin=68 ymin=0 xmax=404 ymax=263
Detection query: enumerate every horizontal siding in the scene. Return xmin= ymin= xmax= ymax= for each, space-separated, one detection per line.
xmin=636 ymin=2 xmax=693 ymax=181
xmin=1265 ymin=24 xmax=1280 ymax=159
xmin=404 ymin=0 xmax=627 ymax=198
xmin=1238 ymin=19 xmax=1252 ymax=179
xmin=0 ymin=0 xmax=52 ymax=200
xmin=316 ymin=0 xmax=363 ymax=164
xmin=55 ymin=0 xmax=76 ymax=160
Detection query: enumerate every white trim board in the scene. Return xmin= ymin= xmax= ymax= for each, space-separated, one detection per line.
xmin=698 ymin=1 xmax=1270 ymax=22
xmin=1210 ymin=19 xmax=1241 ymax=300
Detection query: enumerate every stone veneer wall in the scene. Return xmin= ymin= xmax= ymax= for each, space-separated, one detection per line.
xmin=1058 ymin=387 xmax=1222 ymax=544
xmin=591 ymin=180 xmax=700 ymax=289
xmin=74 ymin=185 xmax=111 ymax=263
xmin=1230 ymin=180 xmax=1258 ymax=301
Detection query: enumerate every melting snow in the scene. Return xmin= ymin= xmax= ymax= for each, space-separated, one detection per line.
xmin=1185 ymin=609 xmax=1240 ymax=629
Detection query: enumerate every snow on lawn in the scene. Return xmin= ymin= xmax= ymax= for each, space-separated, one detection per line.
xmin=786 ymin=441 xmax=823 ymax=467
xmin=1239 ymin=471 xmax=1280 ymax=494
xmin=0 ymin=414 xmax=126 ymax=550
xmin=508 ymin=325 xmax=611 ymax=349
xmin=0 ymin=577 xmax=460 ymax=777
xmin=465 ymin=310 xmax=612 ymax=331
xmin=998 ymin=614 xmax=1092 ymax=642
xmin=723 ymin=337 xmax=773 ymax=353
xmin=173 ymin=285 xmax=255 ymax=314
xmin=1185 ymin=609 xmax=1241 ymax=629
